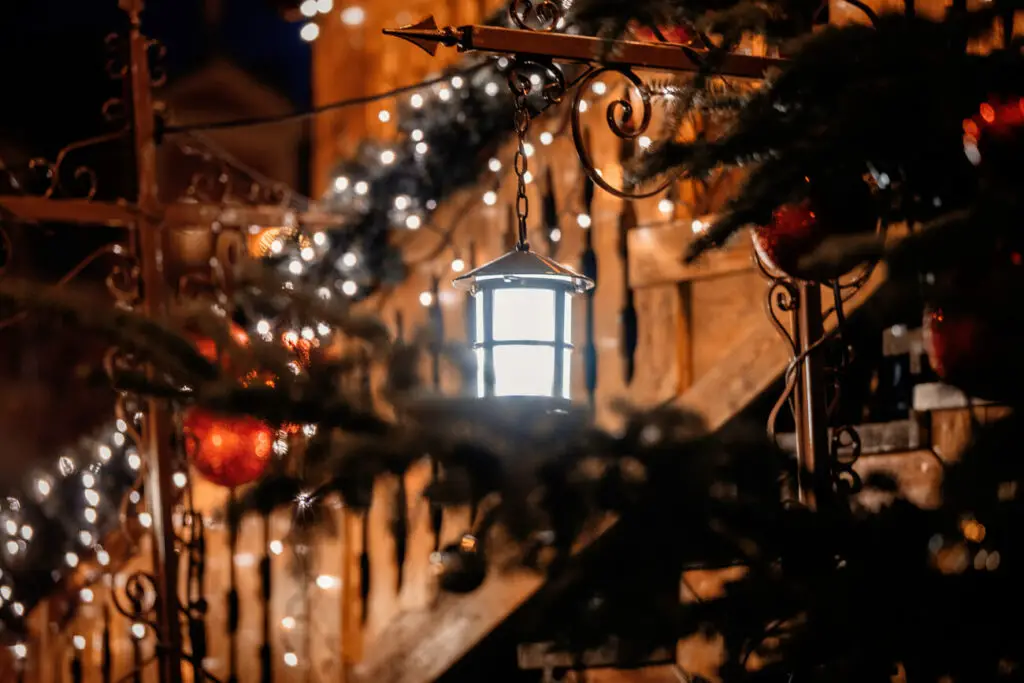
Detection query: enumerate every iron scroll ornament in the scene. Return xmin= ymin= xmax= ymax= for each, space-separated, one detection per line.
xmin=570 ymin=67 xmax=681 ymax=200
xmin=508 ymin=0 xmax=564 ymax=31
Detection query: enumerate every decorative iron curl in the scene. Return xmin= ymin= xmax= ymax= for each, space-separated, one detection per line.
xmin=111 ymin=571 xmax=161 ymax=631
xmin=105 ymin=33 xmax=127 ymax=80
xmin=758 ymin=256 xmax=801 ymax=446
xmin=146 ymin=39 xmax=168 ymax=88
xmin=508 ymin=0 xmax=563 ymax=31
xmin=506 ymin=58 xmax=568 ymax=106
xmin=570 ymin=67 xmax=680 ymax=199
xmin=831 ymin=425 xmax=863 ymax=494
xmin=26 ymin=130 xmax=127 ymax=200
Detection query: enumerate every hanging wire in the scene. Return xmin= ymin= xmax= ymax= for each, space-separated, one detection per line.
xmin=163 ymin=63 xmax=491 ymax=135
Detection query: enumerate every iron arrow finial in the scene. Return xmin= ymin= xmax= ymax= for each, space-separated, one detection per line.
xmin=382 ymin=16 xmax=459 ymax=57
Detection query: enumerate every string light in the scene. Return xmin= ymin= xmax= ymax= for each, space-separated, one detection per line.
xmin=80 ymin=587 xmax=94 ymax=603
xmin=82 ymin=472 xmax=95 ymax=488
xmin=84 ymin=508 xmax=98 ymax=523
xmin=12 ymin=643 xmax=26 ymax=659
xmin=36 ymin=478 xmax=51 ymax=498
xmin=523 ymin=171 xmax=534 ymax=184
xmin=315 ymin=575 xmax=339 ymax=589
xmin=316 ymin=0 xmax=333 ymax=12
xmin=692 ymin=218 xmax=707 ymax=234
xmin=19 ymin=526 xmax=31 ymax=541
xmin=300 ymin=23 xmax=320 ymax=42
xmin=550 ymin=228 xmax=562 ymax=242
xmin=73 ymin=635 xmax=87 ymax=651
xmin=131 ymin=623 xmax=146 ymax=640
xmin=300 ymin=246 xmax=316 ymax=261
xmin=639 ymin=135 xmax=653 ymax=149
xmin=0 ymin=586 xmax=11 ymax=600
xmin=378 ymin=109 xmax=391 ymax=123
xmin=419 ymin=291 xmax=434 ymax=307
xmin=451 ymin=75 xmax=464 ymax=89
xmin=438 ymin=87 xmax=452 ymax=102
xmin=483 ymin=191 xmax=498 ymax=206
xmin=381 ymin=149 xmax=397 ymax=165
xmin=288 ymin=260 xmax=304 ymax=275
xmin=65 ymin=552 xmax=79 ymax=568
xmin=341 ymin=280 xmax=358 ymax=296
xmin=270 ymin=239 xmax=284 ymax=254
xmin=300 ymin=0 xmax=317 ymax=16
xmin=173 ymin=472 xmax=188 ymax=488
xmin=523 ymin=142 xmax=535 ymax=157
xmin=451 ymin=258 xmax=466 ymax=273
xmin=269 ymin=540 xmax=285 ymax=555
xmin=11 ymin=602 xmax=23 ymax=616
xmin=284 ymin=652 xmax=299 ymax=667
xmin=591 ymin=81 xmax=608 ymax=95
xmin=540 ymin=131 xmax=554 ymax=145
xmin=405 ymin=215 xmax=422 ymax=230
xmin=256 ymin=319 xmax=272 ymax=336
xmin=4 ymin=520 xmax=16 ymax=535
xmin=84 ymin=489 xmax=100 ymax=507
xmin=415 ymin=141 xmax=429 ymax=154
xmin=96 ymin=548 xmax=110 ymax=566
xmin=138 ymin=512 xmax=153 ymax=529
xmin=317 ymin=286 xmax=332 ymax=300
xmin=488 ymin=158 xmax=502 ymax=172
xmin=485 ymin=82 xmax=500 ymax=97
xmin=334 ymin=176 xmax=349 ymax=192
xmin=577 ymin=213 xmax=592 ymax=228
xmin=411 ymin=94 xmax=424 ymax=109
xmin=658 ymin=198 xmax=674 ymax=215
xmin=340 ymin=5 xmax=365 ymax=25
xmin=394 ymin=195 xmax=411 ymax=210
xmin=6 ymin=541 xmax=18 ymax=555
xmin=97 ymin=445 xmax=112 ymax=463
xmin=281 ymin=616 xmax=297 ymax=630
xmin=411 ymin=129 xmax=424 ymax=141
xmin=579 ymin=100 xmax=590 ymax=113
xmin=354 ymin=181 xmax=369 ymax=195
xmin=341 ymin=252 xmax=358 ymax=267
xmin=78 ymin=530 xmax=94 ymax=546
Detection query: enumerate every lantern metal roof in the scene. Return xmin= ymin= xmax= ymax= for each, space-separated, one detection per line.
xmin=452 ymin=249 xmax=595 ymax=294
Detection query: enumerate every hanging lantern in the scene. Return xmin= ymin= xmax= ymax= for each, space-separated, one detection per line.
xmin=453 ymin=249 xmax=594 ymax=400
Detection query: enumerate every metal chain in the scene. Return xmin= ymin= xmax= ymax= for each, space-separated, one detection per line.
xmin=512 ymin=84 xmax=531 ymax=251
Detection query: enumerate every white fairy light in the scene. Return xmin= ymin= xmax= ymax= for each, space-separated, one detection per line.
xmin=270 ymin=239 xmax=284 ymax=254
xmin=523 ymin=142 xmax=535 ymax=157
xmin=415 ymin=141 xmax=429 ymax=155
xmin=19 ymin=525 xmax=32 ymax=541
xmin=138 ymin=512 xmax=153 ymax=529
xmin=73 ymin=635 xmax=87 ymax=651
xmin=301 ymin=327 xmax=316 ymax=341
xmin=410 ymin=93 xmax=424 ymax=108
xmin=5 ymin=541 xmax=18 ymax=555
xmin=84 ymin=508 xmax=97 ymax=523
xmin=485 ymin=81 xmax=500 ymax=97
xmin=579 ymin=100 xmax=589 ymax=113
xmin=354 ymin=180 xmax=369 ymax=195
xmin=638 ymin=135 xmax=653 ymax=150
xmin=59 ymin=456 xmax=75 ymax=476
xmin=256 ymin=319 xmax=272 ymax=336
xmin=419 ymin=291 xmax=434 ymax=307
xmin=317 ymin=322 xmax=331 ymax=336
xmin=0 ymin=586 xmax=10 ymax=600
xmin=300 ymin=247 xmax=316 ymax=262
xmin=483 ymin=191 xmax=498 ymax=206
xmin=84 ymin=489 xmax=100 ymax=507
xmin=340 ymin=6 xmax=365 ymax=25
xmin=577 ymin=213 xmax=592 ymax=228
xmin=529 ymin=73 xmax=542 ymax=87
xmin=317 ymin=286 xmax=332 ymax=300
xmin=592 ymin=81 xmax=608 ymax=95
xmin=12 ymin=644 xmax=26 ymax=659
xmin=523 ymin=170 xmax=534 ymax=184
xmin=284 ymin=652 xmax=299 ymax=667
xmin=270 ymin=540 xmax=284 ymax=555
xmin=302 ymin=424 xmax=317 ymax=437
xmin=451 ymin=75 xmax=464 ymax=89
xmin=405 ymin=215 xmax=422 ymax=230
xmin=394 ymin=195 xmax=410 ymax=210
xmin=488 ymin=158 xmax=502 ymax=172
xmin=658 ymin=198 xmax=674 ymax=215
xmin=173 ymin=472 xmax=188 ymax=488
xmin=129 ymin=491 xmax=141 ymax=504
xmin=112 ymin=432 xmax=125 ymax=447
xmin=36 ymin=478 xmax=51 ymax=498
xmin=316 ymin=0 xmax=333 ymax=12
xmin=316 ymin=575 xmax=339 ymax=589
xmin=288 ymin=260 xmax=304 ymax=275
xmin=438 ymin=87 xmax=452 ymax=102
xmin=380 ymin=150 xmax=396 ymax=165
xmin=300 ymin=22 xmax=320 ymax=42
xmin=282 ymin=616 xmax=297 ymax=630
xmin=377 ymin=109 xmax=391 ymax=123
xmin=299 ymin=0 xmax=317 ymax=16
xmin=3 ymin=520 xmax=15 ymax=535
xmin=312 ymin=231 xmax=328 ymax=247
xmin=65 ymin=552 xmax=80 ymax=568
xmin=131 ymin=623 xmax=146 ymax=640
xmin=451 ymin=258 xmax=466 ymax=273
xmin=97 ymin=445 xmax=112 ymax=463
xmin=12 ymin=602 xmax=23 ymax=616
xmin=341 ymin=251 xmax=358 ymax=267
xmin=334 ymin=176 xmax=349 ymax=192
xmin=539 ymin=131 xmax=554 ymax=146
xmin=497 ymin=57 xmax=509 ymax=69
xmin=550 ymin=228 xmax=562 ymax=242
xmin=411 ymin=128 xmax=424 ymax=141
xmin=82 ymin=472 xmax=95 ymax=489
xmin=96 ymin=548 xmax=110 ymax=566
xmin=341 ymin=280 xmax=358 ymax=296
xmin=80 ymin=587 xmax=94 ymax=603
xmin=78 ymin=530 xmax=94 ymax=546
xmin=116 ymin=419 xmax=128 ymax=433
xmin=692 ymin=218 xmax=707 ymax=234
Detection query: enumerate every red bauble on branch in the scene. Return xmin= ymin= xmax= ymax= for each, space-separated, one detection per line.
xmin=752 ymin=177 xmax=876 ymax=281
xmin=633 ymin=24 xmax=693 ymax=45
xmin=192 ymin=322 xmax=251 ymax=374
xmin=183 ymin=408 xmax=275 ymax=488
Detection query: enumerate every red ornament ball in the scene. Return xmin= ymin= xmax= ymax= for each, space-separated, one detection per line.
xmin=633 ymin=24 xmax=692 ymax=44
xmin=193 ymin=322 xmax=251 ymax=373
xmin=183 ymin=408 xmax=274 ymax=488
xmin=752 ymin=178 xmax=876 ymax=280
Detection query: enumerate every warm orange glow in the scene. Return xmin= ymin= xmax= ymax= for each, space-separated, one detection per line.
xmin=183 ymin=408 xmax=274 ymax=488
xmin=962 ymin=518 xmax=986 ymax=543
xmin=979 ymin=103 xmax=996 ymax=123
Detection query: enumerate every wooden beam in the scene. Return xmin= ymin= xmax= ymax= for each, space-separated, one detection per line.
xmin=628 ymin=223 xmax=753 ymax=288
xmin=0 ymin=196 xmax=138 ymax=227
xmin=165 ymin=202 xmax=341 ymax=229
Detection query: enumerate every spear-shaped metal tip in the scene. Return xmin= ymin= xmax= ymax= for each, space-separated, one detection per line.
xmin=382 ymin=16 xmax=454 ymax=57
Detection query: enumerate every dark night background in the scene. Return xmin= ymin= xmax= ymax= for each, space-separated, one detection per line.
xmin=0 ymin=0 xmax=311 ymax=183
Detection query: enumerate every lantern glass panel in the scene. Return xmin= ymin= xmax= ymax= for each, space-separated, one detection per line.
xmin=493 ymin=345 xmax=555 ymax=397
xmin=491 ymin=288 xmax=556 ymax=342
xmin=475 ymin=347 xmax=487 ymax=397
xmin=563 ymin=292 xmax=573 ymax=344
xmin=562 ymin=349 xmax=572 ymax=399
xmin=475 ymin=295 xmax=485 ymax=343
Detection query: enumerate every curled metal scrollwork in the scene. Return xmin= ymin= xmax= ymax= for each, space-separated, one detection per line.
xmin=757 ymin=251 xmax=802 ymax=446
xmin=570 ymin=67 xmax=681 ymax=199
xmin=26 ymin=130 xmax=126 ymax=200
xmin=831 ymin=425 xmax=863 ymax=494
xmin=506 ymin=57 xmax=568 ymax=106
xmin=508 ymin=0 xmax=563 ymax=31
xmin=105 ymin=33 xmax=127 ymax=80
xmin=111 ymin=571 xmax=161 ymax=631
